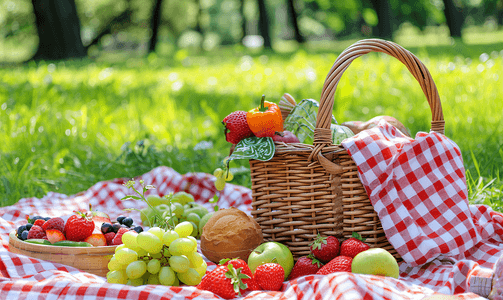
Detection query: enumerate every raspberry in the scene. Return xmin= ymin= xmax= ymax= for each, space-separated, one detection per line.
xmin=42 ymin=217 xmax=65 ymax=232
xmin=112 ymin=228 xmax=128 ymax=245
xmin=104 ymin=232 xmax=116 ymax=245
xmin=33 ymin=219 xmax=46 ymax=227
xmin=27 ymin=225 xmax=47 ymax=239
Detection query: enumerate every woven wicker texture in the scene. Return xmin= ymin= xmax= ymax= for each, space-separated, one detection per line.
xmin=250 ymin=39 xmax=444 ymax=260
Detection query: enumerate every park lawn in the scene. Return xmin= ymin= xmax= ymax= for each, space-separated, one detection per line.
xmin=1 ymin=37 xmax=503 ymax=210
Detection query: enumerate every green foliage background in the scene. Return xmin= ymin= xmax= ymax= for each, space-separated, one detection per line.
xmin=1 ymin=36 xmax=503 ymax=210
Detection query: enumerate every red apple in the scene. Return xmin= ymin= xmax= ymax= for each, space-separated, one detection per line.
xmin=272 ymin=131 xmax=300 ymax=143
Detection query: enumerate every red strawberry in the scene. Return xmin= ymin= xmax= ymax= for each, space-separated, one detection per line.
xmin=42 ymin=217 xmax=65 ymax=232
xmin=220 ymin=258 xmax=260 ymax=291
xmin=198 ymin=264 xmax=250 ymax=299
xmin=222 ymin=111 xmax=254 ymax=144
xmin=112 ymin=227 xmax=129 ymax=245
xmin=63 ymin=211 xmax=95 ymax=242
xmin=104 ymin=232 xmax=116 ymax=245
xmin=46 ymin=229 xmax=65 ymax=244
xmin=33 ymin=219 xmax=46 ymax=227
xmin=340 ymin=232 xmax=370 ymax=258
xmin=27 ymin=225 xmax=46 ymax=239
xmin=254 ymin=263 xmax=284 ymax=291
xmin=309 ymin=234 xmax=340 ymax=263
xmin=288 ymin=255 xmax=323 ymax=280
xmin=316 ymin=256 xmax=352 ymax=275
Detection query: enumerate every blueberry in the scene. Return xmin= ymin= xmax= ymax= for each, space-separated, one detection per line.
xmin=21 ymin=231 xmax=29 ymax=240
xmin=17 ymin=225 xmax=27 ymax=237
xmin=25 ymin=223 xmax=33 ymax=231
xmin=133 ymin=226 xmax=143 ymax=233
xmin=117 ymin=216 xmax=126 ymax=224
xmin=122 ymin=217 xmax=133 ymax=227
xmin=101 ymin=223 xmax=113 ymax=234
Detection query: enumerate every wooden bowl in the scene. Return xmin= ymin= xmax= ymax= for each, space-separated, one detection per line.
xmin=8 ymin=231 xmax=116 ymax=277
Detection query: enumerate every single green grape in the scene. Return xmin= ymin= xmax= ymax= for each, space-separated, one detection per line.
xmin=115 ymin=248 xmax=138 ymax=266
xmin=147 ymin=227 xmax=165 ymax=240
xmin=174 ymin=221 xmax=193 ymax=237
xmin=121 ymin=231 xmax=139 ymax=249
xmin=169 ymin=255 xmax=190 ymax=273
xmin=169 ymin=238 xmax=195 ymax=256
xmin=147 ymin=259 xmax=161 ymax=274
xmin=186 ymin=213 xmax=201 ymax=227
xmin=159 ymin=266 xmax=176 ymax=286
xmin=187 ymin=252 xmax=204 ymax=268
xmin=188 ymin=221 xmax=198 ymax=238
xmin=224 ymin=171 xmax=234 ymax=181
xmin=147 ymin=273 xmax=160 ymax=285
xmin=126 ymin=260 xmax=147 ymax=279
xmin=170 ymin=202 xmax=184 ymax=218
xmin=194 ymin=260 xmax=207 ymax=278
xmin=108 ymin=256 xmax=123 ymax=271
xmin=213 ymin=168 xmax=223 ymax=177
xmin=137 ymin=232 xmax=163 ymax=254
xmin=127 ymin=277 xmax=144 ymax=286
xmin=186 ymin=236 xmax=198 ymax=252
xmin=177 ymin=268 xmax=202 ymax=286
xmin=114 ymin=244 xmax=127 ymax=253
xmin=171 ymin=192 xmax=195 ymax=205
xmin=162 ymin=230 xmax=180 ymax=246
xmin=215 ymin=177 xmax=226 ymax=191
xmin=107 ymin=270 xmax=128 ymax=284
xmin=150 ymin=252 xmax=162 ymax=259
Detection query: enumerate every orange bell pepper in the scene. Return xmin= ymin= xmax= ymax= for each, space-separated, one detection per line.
xmin=246 ymin=95 xmax=283 ymax=137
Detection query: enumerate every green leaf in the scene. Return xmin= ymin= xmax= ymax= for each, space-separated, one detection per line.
xmin=121 ymin=195 xmax=141 ymax=200
xmin=227 ymin=137 xmax=275 ymax=162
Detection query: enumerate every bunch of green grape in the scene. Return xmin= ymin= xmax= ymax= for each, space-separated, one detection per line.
xmin=141 ymin=192 xmax=214 ymax=239
xmin=106 ymin=221 xmax=207 ymax=286
xmin=213 ymin=168 xmax=233 ymax=191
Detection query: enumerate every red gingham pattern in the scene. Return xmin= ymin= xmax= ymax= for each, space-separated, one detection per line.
xmin=0 ymin=165 xmax=495 ymax=299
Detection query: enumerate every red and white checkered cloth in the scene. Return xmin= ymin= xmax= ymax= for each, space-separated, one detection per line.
xmin=0 ymin=165 xmax=496 ymax=299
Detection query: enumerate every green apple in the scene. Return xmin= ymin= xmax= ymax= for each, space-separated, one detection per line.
xmin=248 ymin=242 xmax=294 ymax=280
xmin=351 ymin=248 xmax=399 ymax=278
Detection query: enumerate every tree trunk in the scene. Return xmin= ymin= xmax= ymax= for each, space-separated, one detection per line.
xmin=31 ymin=0 xmax=86 ymax=60
xmin=443 ymin=0 xmax=464 ymax=38
xmin=369 ymin=0 xmax=393 ymax=40
xmin=257 ymin=0 xmax=272 ymax=48
xmin=286 ymin=0 xmax=304 ymax=43
xmin=194 ymin=0 xmax=203 ymax=34
xmin=149 ymin=0 xmax=164 ymax=53
xmin=241 ymin=0 xmax=247 ymax=41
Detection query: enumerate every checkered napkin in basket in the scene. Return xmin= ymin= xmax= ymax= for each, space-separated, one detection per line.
xmin=0 ymin=166 xmax=497 ymax=299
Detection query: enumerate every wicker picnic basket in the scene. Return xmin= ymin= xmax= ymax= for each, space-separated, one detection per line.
xmin=249 ymin=39 xmax=444 ymax=260
xmin=9 ymin=231 xmax=116 ymax=277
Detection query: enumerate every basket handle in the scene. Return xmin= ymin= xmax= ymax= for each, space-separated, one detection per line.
xmin=313 ymin=39 xmax=444 ymax=151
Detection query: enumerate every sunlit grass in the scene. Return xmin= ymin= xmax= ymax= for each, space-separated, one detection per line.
xmin=1 ymin=36 xmax=503 ymax=209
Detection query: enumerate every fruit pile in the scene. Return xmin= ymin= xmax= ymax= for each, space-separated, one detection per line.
xmin=288 ymin=233 xmax=399 ymax=280
xmin=222 ymin=94 xmax=299 ymax=145
xmin=106 ymin=221 xmax=206 ymax=286
xmin=16 ymin=208 xmax=143 ymax=247
xmin=140 ymin=192 xmax=213 ymax=239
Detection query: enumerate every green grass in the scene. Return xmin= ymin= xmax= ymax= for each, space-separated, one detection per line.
xmin=1 ymin=31 xmax=503 ymax=209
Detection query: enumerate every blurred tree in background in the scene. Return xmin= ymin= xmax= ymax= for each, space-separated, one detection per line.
xmin=0 ymin=0 xmax=502 ymax=61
